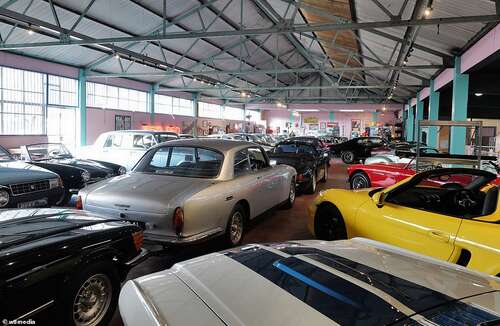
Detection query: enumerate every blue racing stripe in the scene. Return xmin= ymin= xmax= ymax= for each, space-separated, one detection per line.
xmin=226 ymin=247 xmax=407 ymax=325
xmin=277 ymin=246 xmax=499 ymax=324
xmin=273 ymin=261 xmax=362 ymax=309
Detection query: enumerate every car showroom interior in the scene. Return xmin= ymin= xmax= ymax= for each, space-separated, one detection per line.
xmin=1 ymin=0 xmax=500 ymax=325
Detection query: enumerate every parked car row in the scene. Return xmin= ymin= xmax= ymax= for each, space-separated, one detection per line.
xmin=2 ymin=132 xmax=499 ymax=325
xmin=0 ymin=143 xmax=125 ymax=209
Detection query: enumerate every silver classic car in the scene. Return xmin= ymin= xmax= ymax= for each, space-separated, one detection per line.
xmin=77 ymin=139 xmax=297 ymax=246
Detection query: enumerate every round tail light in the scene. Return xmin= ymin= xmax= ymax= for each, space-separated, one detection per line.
xmin=173 ymin=207 xmax=184 ymax=236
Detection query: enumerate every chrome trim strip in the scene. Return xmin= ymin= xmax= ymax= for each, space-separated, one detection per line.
xmin=6 ymin=256 xmax=72 ymax=283
xmin=15 ymin=300 xmax=54 ymax=320
xmin=82 ymin=239 xmax=112 ymax=250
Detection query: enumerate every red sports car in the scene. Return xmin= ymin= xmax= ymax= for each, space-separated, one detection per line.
xmin=347 ymin=160 xmax=500 ymax=189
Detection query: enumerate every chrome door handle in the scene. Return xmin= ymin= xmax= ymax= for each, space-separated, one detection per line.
xmin=428 ymin=230 xmax=450 ymax=243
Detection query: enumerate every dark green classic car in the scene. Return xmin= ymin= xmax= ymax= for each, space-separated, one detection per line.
xmin=0 ymin=145 xmax=64 ymax=208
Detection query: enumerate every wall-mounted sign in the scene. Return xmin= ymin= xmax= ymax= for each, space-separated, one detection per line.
xmin=115 ymin=115 xmax=131 ymax=130
xmin=304 ymin=116 xmax=319 ymax=124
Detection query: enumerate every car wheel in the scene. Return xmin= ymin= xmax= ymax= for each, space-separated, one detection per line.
xmin=224 ymin=204 xmax=245 ymax=246
xmin=305 ymin=171 xmax=317 ymax=194
xmin=314 ymin=204 xmax=347 ymax=241
xmin=283 ymin=179 xmax=296 ymax=209
xmin=320 ymin=163 xmax=328 ymax=183
xmin=56 ymin=190 xmax=73 ymax=206
xmin=59 ymin=261 xmax=120 ymax=326
xmin=350 ymin=172 xmax=371 ymax=189
xmin=341 ymin=151 xmax=355 ymax=164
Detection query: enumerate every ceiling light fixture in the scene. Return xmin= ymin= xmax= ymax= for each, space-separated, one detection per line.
xmin=295 ymin=109 xmax=320 ymax=112
xmin=27 ymin=25 xmax=34 ymax=35
xmin=382 ymin=106 xmax=387 ymax=111
xmin=339 ymin=109 xmax=364 ymax=112
xmin=114 ymin=53 xmax=120 ymax=59
xmin=474 ymin=92 xmax=484 ymax=97
xmin=424 ymin=0 xmax=433 ymax=17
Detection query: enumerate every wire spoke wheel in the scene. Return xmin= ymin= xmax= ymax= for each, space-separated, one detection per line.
xmin=73 ymin=273 xmax=112 ymax=326
xmin=229 ymin=211 xmax=244 ymax=245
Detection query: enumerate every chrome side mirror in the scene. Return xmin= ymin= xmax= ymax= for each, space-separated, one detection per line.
xmin=270 ymin=159 xmax=277 ymax=167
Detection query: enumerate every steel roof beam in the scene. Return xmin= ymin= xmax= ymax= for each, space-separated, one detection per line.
xmin=86 ymin=64 xmax=441 ymax=78
xmin=0 ymin=8 xmax=498 ymax=48
xmin=158 ymin=84 xmax=420 ymax=92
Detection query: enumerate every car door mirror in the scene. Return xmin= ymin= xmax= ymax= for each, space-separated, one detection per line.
xmin=371 ymin=191 xmax=385 ymax=208
xmin=269 ymin=159 xmax=277 ymax=167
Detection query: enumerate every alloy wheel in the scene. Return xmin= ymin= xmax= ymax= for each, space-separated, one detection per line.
xmin=352 ymin=175 xmax=368 ymax=189
xmin=73 ymin=273 xmax=112 ymax=326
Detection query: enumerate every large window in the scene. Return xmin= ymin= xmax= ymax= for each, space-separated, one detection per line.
xmin=0 ymin=68 xmax=45 ymax=135
xmin=223 ymin=106 xmax=244 ymax=121
xmin=48 ymin=75 xmax=78 ymax=107
xmin=199 ymin=102 xmax=222 ymax=119
xmin=246 ymin=109 xmax=261 ymax=122
xmin=86 ymin=82 xmax=147 ymax=112
xmin=155 ymin=94 xmax=193 ymax=116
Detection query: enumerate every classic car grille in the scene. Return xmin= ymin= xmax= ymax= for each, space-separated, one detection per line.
xmin=10 ymin=180 xmax=50 ymax=196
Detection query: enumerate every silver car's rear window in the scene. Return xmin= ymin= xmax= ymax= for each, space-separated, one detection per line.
xmin=136 ymin=146 xmax=223 ymax=178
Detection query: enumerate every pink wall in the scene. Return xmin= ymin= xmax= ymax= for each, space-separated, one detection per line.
xmin=265 ymin=109 xmax=397 ymax=138
xmin=461 ymin=23 xmax=500 ymax=73
xmin=248 ymin=103 xmax=402 ymax=111
xmin=0 ymin=135 xmax=48 ymax=151
xmin=434 ymin=68 xmax=453 ymax=91
xmin=0 ymin=52 xmax=78 ymax=78
xmin=86 ymin=107 xmax=199 ymax=144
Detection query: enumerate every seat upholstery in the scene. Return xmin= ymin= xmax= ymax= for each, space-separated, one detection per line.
xmin=482 ymin=186 xmax=499 ymax=216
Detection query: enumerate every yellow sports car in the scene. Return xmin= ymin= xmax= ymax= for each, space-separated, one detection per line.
xmin=308 ymin=168 xmax=500 ymax=276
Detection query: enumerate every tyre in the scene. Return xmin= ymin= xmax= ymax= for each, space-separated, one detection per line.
xmin=56 ymin=190 xmax=73 ymax=206
xmin=283 ymin=179 xmax=296 ymax=209
xmin=349 ymin=172 xmax=371 ymax=189
xmin=314 ymin=204 xmax=347 ymax=241
xmin=224 ymin=204 xmax=246 ymax=246
xmin=320 ymin=163 xmax=328 ymax=183
xmin=341 ymin=151 xmax=355 ymax=164
xmin=59 ymin=261 xmax=120 ymax=326
xmin=305 ymin=171 xmax=317 ymax=194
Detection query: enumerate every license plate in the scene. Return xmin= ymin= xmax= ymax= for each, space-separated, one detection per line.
xmin=18 ymin=198 xmax=48 ymax=208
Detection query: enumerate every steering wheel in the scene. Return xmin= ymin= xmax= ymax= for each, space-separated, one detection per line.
xmin=48 ymin=149 xmax=60 ymax=158
xmin=453 ymin=189 xmax=478 ymax=211
xmin=487 ymin=161 xmax=500 ymax=173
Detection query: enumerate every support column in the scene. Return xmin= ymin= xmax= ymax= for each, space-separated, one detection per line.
xmin=415 ymin=92 xmax=424 ymax=142
xmin=372 ymin=111 xmax=379 ymax=123
xmin=428 ymin=80 xmax=440 ymax=149
xmin=78 ymin=68 xmax=87 ymax=146
xmin=406 ymin=103 xmax=414 ymax=142
xmin=242 ymin=103 xmax=247 ymax=132
xmin=192 ymin=93 xmax=199 ymax=137
xmin=149 ymin=83 xmax=158 ymax=125
xmin=450 ymin=56 xmax=469 ymax=154
xmin=329 ymin=111 xmax=335 ymax=122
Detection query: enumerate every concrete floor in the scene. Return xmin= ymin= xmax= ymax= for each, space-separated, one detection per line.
xmin=110 ymin=159 xmax=350 ymax=325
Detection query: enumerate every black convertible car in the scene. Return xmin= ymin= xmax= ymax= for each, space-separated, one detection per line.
xmin=0 ymin=145 xmax=64 ymax=208
xmin=268 ymin=139 xmax=329 ymax=193
xmin=329 ymin=137 xmax=385 ymax=164
xmin=20 ymin=143 xmax=126 ymax=205
xmin=0 ymin=208 xmax=148 ymax=325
